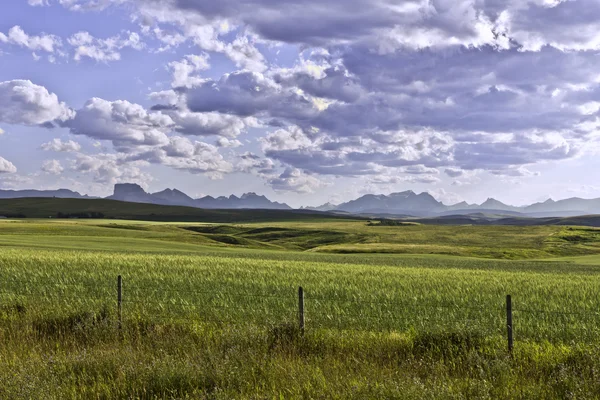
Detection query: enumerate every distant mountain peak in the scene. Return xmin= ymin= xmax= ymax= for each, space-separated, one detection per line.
xmin=482 ymin=197 xmax=502 ymax=205
xmin=151 ymin=188 xmax=195 ymax=206
xmin=303 ymin=202 xmax=339 ymax=212
xmin=154 ymin=188 xmax=183 ymax=195
xmin=114 ymin=183 xmax=145 ymax=195
xmin=241 ymin=192 xmax=264 ymax=199
xmin=336 ymin=190 xmax=444 ymax=215
xmin=0 ymin=188 xmax=87 ymax=200
xmin=109 ymin=183 xmax=156 ymax=204
xmin=391 ymin=190 xmax=415 ymax=196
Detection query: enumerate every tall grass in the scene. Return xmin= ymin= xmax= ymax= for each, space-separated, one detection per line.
xmin=2 ymin=247 xmax=600 ymax=339
xmin=2 ymin=221 xmax=600 ymax=397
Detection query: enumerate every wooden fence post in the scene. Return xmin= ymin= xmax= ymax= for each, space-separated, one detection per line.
xmin=298 ymin=286 xmax=305 ymax=334
xmin=117 ymin=275 xmax=122 ymax=329
xmin=506 ymin=294 xmax=513 ymax=353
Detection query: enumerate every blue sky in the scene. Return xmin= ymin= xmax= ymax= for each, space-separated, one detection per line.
xmin=1 ymin=0 xmax=600 ymax=207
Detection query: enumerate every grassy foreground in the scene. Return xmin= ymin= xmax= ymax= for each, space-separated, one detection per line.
xmin=2 ymin=219 xmax=600 ymax=398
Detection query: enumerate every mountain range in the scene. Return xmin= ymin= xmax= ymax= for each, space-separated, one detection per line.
xmin=325 ymin=190 xmax=600 ymax=217
xmin=105 ymin=183 xmax=292 ymax=210
xmin=2 ymin=185 xmax=600 ymax=217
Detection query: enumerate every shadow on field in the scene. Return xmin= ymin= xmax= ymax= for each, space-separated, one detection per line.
xmin=32 ymin=306 xmax=112 ymax=338
xmin=411 ymin=331 xmax=486 ymax=358
xmin=0 ymin=302 xmax=27 ymax=317
xmin=267 ymin=322 xmax=304 ymax=352
xmin=183 ymin=225 xmax=364 ymax=250
xmin=4 ymin=307 xmax=490 ymax=363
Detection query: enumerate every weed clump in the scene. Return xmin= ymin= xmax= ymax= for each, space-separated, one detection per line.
xmin=267 ymin=322 xmax=303 ymax=352
xmin=0 ymin=302 xmax=27 ymax=318
xmin=33 ymin=305 xmax=111 ymax=337
xmin=412 ymin=330 xmax=486 ymax=358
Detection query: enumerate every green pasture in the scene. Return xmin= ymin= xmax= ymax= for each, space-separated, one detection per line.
xmin=2 ymin=219 xmax=600 ymax=398
xmin=2 ymin=218 xmax=600 ymax=258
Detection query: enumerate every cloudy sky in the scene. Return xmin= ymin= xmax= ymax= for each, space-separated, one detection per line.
xmin=1 ymin=0 xmax=599 ymax=207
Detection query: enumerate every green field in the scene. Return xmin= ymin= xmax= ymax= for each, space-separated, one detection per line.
xmin=2 ymin=218 xmax=600 ymax=398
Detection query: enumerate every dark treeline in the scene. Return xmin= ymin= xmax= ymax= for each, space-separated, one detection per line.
xmin=0 ymin=213 xmax=27 ymax=218
xmin=56 ymin=212 xmax=105 ymax=219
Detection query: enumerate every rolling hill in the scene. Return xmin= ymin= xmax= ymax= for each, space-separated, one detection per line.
xmin=0 ymin=198 xmax=352 ymax=223
xmin=1 ymin=197 xmax=600 ymax=226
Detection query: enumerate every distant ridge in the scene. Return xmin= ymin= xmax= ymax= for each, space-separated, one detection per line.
xmin=334 ymin=190 xmax=445 ymax=215
xmin=0 ymin=197 xmax=345 ymax=223
xmin=195 ymin=192 xmax=291 ymax=210
xmin=301 ymin=202 xmax=338 ymax=212
xmin=3 ymin=184 xmax=600 ymax=217
xmin=2 ymin=197 xmax=600 ymax=227
xmin=0 ymin=188 xmax=89 ymax=199
xmin=1 ymin=184 xmax=291 ymax=210
xmin=106 ymin=183 xmax=291 ymax=210
xmin=319 ymin=191 xmax=600 ymax=217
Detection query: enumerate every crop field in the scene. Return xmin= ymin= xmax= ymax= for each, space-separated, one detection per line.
xmin=2 ymin=218 xmax=600 ymax=398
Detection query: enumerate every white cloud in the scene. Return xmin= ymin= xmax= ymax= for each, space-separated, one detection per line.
xmin=121 ymin=136 xmax=234 ymax=178
xmin=444 ymin=168 xmax=464 ymax=178
xmin=68 ymin=31 xmax=145 ymax=62
xmin=0 ymin=157 xmax=17 ymax=173
xmin=132 ymin=5 xmax=267 ymax=71
xmin=168 ymin=110 xmax=257 ymax=138
xmin=57 ymin=0 xmax=127 ymax=11
xmin=66 ymin=98 xmax=172 ymax=147
xmin=0 ymin=173 xmax=33 ymax=189
xmin=368 ymin=173 xmax=441 ymax=186
xmin=427 ymin=189 xmax=464 ymax=206
xmin=168 ymin=54 xmax=210 ymax=88
xmin=261 ymin=127 xmax=314 ymax=151
xmin=268 ymin=167 xmax=328 ymax=193
xmin=41 ymin=138 xmax=82 ymax=152
xmin=0 ymin=80 xmax=74 ymax=125
xmin=216 ymin=137 xmax=242 ymax=148
xmin=72 ymin=152 xmax=153 ymax=187
xmin=41 ymin=159 xmax=64 ymax=175
xmin=151 ymin=27 xmax=187 ymax=52
xmin=234 ymin=151 xmax=328 ymax=193
xmin=0 ymin=26 xmax=61 ymax=53
xmin=222 ymin=35 xmax=267 ymax=72
xmin=236 ymin=152 xmax=277 ymax=176
xmin=150 ymin=87 xmax=259 ymax=138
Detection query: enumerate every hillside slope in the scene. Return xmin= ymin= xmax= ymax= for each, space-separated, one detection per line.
xmin=0 ymin=198 xmax=353 ymax=223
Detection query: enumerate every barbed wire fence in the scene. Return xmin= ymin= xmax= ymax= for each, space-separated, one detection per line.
xmin=3 ymin=275 xmax=600 ymax=351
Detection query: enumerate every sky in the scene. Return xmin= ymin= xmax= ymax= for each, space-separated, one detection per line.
xmin=1 ymin=0 xmax=600 ymax=208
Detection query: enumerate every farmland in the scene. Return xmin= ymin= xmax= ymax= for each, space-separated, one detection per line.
xmin=2 ymin=218 xmax=600 ymax=398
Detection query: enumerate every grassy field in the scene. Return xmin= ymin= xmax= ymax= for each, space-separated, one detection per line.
xmin=2 ymin=218 xmax=600 ymax=398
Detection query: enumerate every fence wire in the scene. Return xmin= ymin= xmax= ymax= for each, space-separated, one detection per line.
xmin=2 ymin=277 xmax=600 ymax=343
